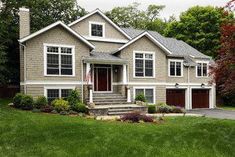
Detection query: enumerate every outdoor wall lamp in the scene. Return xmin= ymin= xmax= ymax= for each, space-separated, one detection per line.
xmin=175 ymin=83 xmax=179 ymax=88
xmin=201 ymin=83 xmax=205 ymax=88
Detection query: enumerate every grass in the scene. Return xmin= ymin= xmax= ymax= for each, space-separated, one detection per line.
xmin=219 ymin=106 xmax=235 ymax=111
xmin=0 ymin=99 xmax=235 ymax=157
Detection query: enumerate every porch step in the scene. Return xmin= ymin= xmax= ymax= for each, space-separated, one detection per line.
xmin=95 ymin=101 xmax=131 ymax=105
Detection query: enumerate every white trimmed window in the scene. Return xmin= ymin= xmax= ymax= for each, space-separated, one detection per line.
xmin=134 ymin=51 xmax=155 ymax=77
xmin=45 ymin=87 xmax=74 ymax=102
xmin=134 ymin=87 xmax=155 ymax=104
xmin=89 ymin=22 xmax=105 ymax=37
xmin=44 ymin=44 xmax=75 ymax=76
xmin=168 ymin=60 xmax=183 ymax=77
xmin=196 ymin=62 xmax=208 ymax=77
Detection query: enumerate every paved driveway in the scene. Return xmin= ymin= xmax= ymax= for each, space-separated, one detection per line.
xmin=187 ymin=109 xmax=235 ymax=120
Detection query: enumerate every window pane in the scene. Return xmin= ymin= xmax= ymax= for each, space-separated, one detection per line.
xmin=91 ymin=24 xmax=103 ymax=37
xmin=145 ymin=89 xmax=154 ymax=103
xmin=136 ymin=89 xmax=144 ymax=96
xmin=47 ymin=54 xmax=59 ymax=75
xmin=145 ymin=60 xmax=153 ymax=76
xmin=170 ymin=62 xmax=175 ymax=76
xmin=176 ymin=62 xmax=181 ymax=76
xmin=47 ymin=46 xmax=58 ymax=53
xmin=47 ymin=89 xmax=59 ymax=102
xmin=197 ymin=63 xmax=202 ymax=76
xmin=61 ymin=47 xmax=72 ymax=54
xmin=61 ymin=55 xmax=73 ymax=75
xmin=135 ymin=53 xmax=143 ymax=58
xmin=145 ymin=54 xmax=153 ymax=59
xmin=61 ymin=89 xmax=72 ymax=98
xmin=203 ymin=63 xmax=207 ymax=76
xmin=135 ymin=59 xmax=144 ymax=76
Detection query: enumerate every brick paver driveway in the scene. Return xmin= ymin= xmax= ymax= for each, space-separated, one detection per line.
xmin=187 ymin=109 xmax=235 ymax=120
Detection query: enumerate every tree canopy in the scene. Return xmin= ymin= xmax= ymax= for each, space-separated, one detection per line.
xmin=164 ymin=6 xmax=233 ymax=58
xmin=106 ymin=2 xmax=166 ymax=32
xmin=0 ymin=0 xmax=86 ymax=84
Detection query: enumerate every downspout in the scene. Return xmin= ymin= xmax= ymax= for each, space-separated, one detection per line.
xmin=81 ymin=58 xmax=84 ymax=103
xmin=19 ymin=42 xmax=27 ymax=94
xmin=187 ymin=66 xmax=190 ymax=110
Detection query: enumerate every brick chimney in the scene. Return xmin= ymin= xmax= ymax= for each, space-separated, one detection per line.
xmin=19 ymin=7 xmax=30 ymax=39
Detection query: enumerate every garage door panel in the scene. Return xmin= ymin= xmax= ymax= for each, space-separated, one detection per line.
xmin=192 ymin=89 xmax=209 ymax=108
xmin=166 ymin=89 xmax=185 ymax=108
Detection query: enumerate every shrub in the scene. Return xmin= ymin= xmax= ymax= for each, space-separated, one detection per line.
xmin=34 ymin=96 xmax=48 ymax=109
xmin=67 ymin=89 xmax=80 ymax=107
xmin=121 ymin=112 xmax=154 ymax=123
xmin=157 ymin=103 xmax=172 ymax=113
xmin=13 ymin=93 xmax=24 ymax=108
xmin=135 ymin=93 xmax=146 ymax=102
xmin=51 ymin=99 xmax=69 ymax=112
xmin=20 ymin=95 xmax=34 ymax=110
xmin=72 ymin=102 xmax=88 ymax=113
xmin=141 ymin=115 xmax=154 ymax=123
xmin=148 ymin=105 xmax=156 ymax=113
xmin=40 ymin=105 xmax=54 ymax=113
xmin=172 ymin=106 xmax=185 ymax=113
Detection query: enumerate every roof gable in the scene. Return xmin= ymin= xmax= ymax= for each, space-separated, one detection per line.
xmin=68 ymin=9 xmax=131 ymax=40
xmin=114 ymin=32 xmax=172 ymax=55
xmin=19 ymin=21 xmax=95 ymax=49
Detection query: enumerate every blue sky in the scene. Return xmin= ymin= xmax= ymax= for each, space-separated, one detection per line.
xmin=77 ymin=0 xmax=228 ymax=19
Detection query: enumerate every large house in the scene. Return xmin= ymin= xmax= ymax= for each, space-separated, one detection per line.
xmin=18 ymin=7 xmax=216 ymax=114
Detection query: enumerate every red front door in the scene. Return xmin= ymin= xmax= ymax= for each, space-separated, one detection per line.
xmin=94 ymin=67 xmax=111 ymax=92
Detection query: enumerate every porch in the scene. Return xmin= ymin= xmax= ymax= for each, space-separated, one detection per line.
xmin=82 ymin=52 xmax=147 ymax=115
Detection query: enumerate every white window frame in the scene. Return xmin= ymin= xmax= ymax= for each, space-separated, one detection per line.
xmin=89 ymin=21 xmax=105 ymax=38
xmin=133 ymin=51 xmax=155 ymax=78
xmin=44 ymin=43 xmax=75 ymax=77
xmin=133 ymin=86 xmax=156 ymax=104
xmin=196 ymin=61 xmax=209 ymax=77
xmin=44 ymin=86 xmax=75 ymax=99
xmin=168 ymin=59 xmax=183 ymax=77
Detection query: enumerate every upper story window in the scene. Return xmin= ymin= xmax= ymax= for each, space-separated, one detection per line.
xmin=134 ymin=51 xmax=155 ymax=78
xmin=89 ymin=22 xmax=105 ymax=37
xmin=44 ymin=44 xmax=75 ymax=76
xmin=168 ymin=60 xmax=183 ymax=77
xmin=196 ymin=62 xmax=208 ymax=77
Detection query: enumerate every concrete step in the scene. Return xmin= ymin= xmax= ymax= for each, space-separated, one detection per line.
xmin=94 ymin=102 xmax=132 ymax=105
xmin=108 ymin=111 xmax=133 ymax=115
xmin=108 ymin=108 xmax=133 ymax=112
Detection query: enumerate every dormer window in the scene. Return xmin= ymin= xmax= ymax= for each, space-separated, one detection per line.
xmin=89 ymin=22 xmax=105 ymax=37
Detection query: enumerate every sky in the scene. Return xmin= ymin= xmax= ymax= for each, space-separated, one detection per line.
xmin=76 ymin=0 xmax=228 ymax=20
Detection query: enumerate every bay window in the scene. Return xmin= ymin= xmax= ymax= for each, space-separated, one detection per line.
xmin=134 ymin=51 xmax=154 ymax=77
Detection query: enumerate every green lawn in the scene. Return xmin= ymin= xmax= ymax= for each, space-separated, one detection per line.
xmin=0 ymin=99 xmax=235 ymax=157
xmin=219 ymin=106 xmax=235 ymax=111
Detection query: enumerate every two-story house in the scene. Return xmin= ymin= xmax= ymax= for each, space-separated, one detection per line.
xmin=18 ymin=7 xmax=216 ymax=114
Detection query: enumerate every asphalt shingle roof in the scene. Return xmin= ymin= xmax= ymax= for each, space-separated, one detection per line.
xmin=121 ymin=27 xmax=211 ymax=59
xmin=83 ymin=51 xmax=127 ymax=64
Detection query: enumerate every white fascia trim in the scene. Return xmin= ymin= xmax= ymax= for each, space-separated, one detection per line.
xmin=133 ymin=51 xmax=156 ymax=79
xmin=133 ymin=86 xmax=156 ymax=104
xmin=168 ymin=59 xmax=184 ymax=77
xmin=112 ymin=82 xmax=213 ymax=86
xmin=89 ymin=21 xmax=105 ymax=38
xmin=84 ymin=36 xmax=128 ymax=43
xmin=43 ymin=43 xmax=76 ymax=77
xmin=21 ymin=80 xmax=83 ymax=85
xmin=44 ymin=86 xmax=76 ymax=98
xmin=116 ymin=32 xmax=172 ymax=55
xmin=69 ymin=9 xmax=131 ymax=40
xmin=19 ymin=21 xmax=95 ymax=49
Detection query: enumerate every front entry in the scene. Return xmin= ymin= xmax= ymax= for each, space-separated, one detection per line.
xmin=94 ymin=66 xmax=112 ymax=92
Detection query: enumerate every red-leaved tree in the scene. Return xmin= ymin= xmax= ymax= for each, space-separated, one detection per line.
xmin=211 ymin=0 xmax=235 ymax=105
